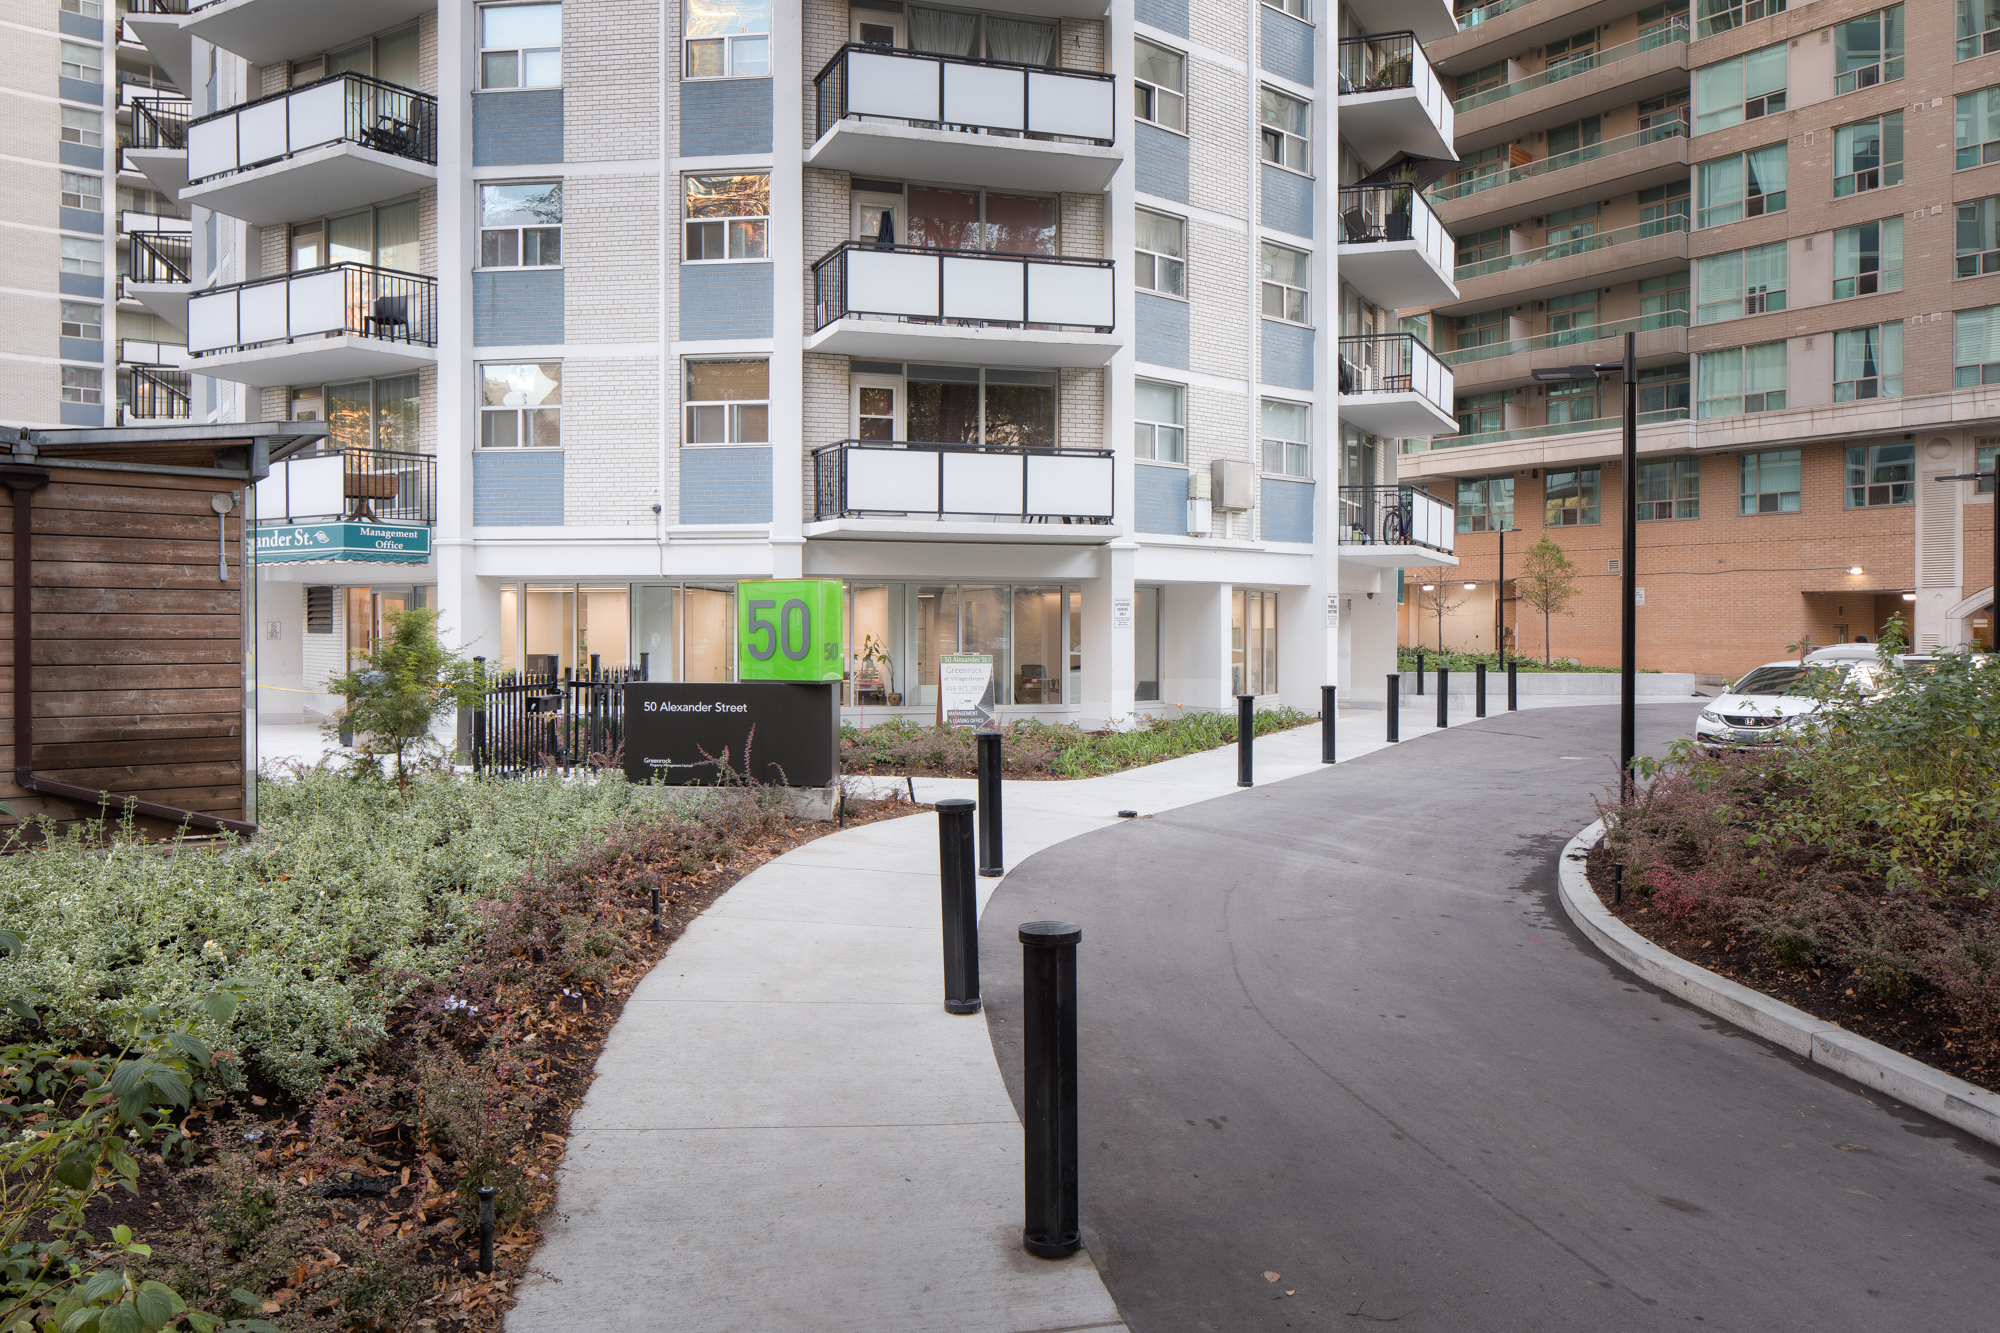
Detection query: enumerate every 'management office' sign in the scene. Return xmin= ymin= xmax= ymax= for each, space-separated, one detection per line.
xmin=621 ymin=682 xmax=838 ymax=787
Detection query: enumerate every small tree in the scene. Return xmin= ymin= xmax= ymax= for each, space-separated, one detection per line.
xmin=324 ymin=607 xmax=482 ymax=787
xmin=1409 ymin=566 xmax=1470 ymax=654
xmin=1514 ymin=534 xmax=1580 ymax=665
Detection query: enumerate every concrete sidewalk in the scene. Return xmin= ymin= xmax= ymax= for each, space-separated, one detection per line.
xmin=503 ymin=698 xmax=1642 ymax=1332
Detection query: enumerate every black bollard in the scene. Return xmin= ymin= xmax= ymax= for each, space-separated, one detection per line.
xmin=1320 ymin=684 xmax=1337 ymax=764
xmin=936 ymin=798 xmax=980 ymax=1014
xmin=976 ymin=730 xmax=1004 ymax=877
xmin=1236 ymin=694 xmax=1254 ymax=787
xmin=1020 ymin=920 xmax=1082 ymax=1259
xmin=1385 ymin=673 xmax=1401 ymax=742
xmin=1507 ymin=657 xmax=1518 ymax=712
xmin=649 ymin=886 xmax=660 ymax=931
xmin=1436 ymin=667 xmax=1449 ymax=728
xmin=1612 ymin=861 xmax=1625 ymax=906
xmin=477 ymin=1185 xmax=495 ymax=1275
xmin=1416 ymin=650 xmax=1426 ymax=694
xmin=1476 ymin=663 xmax=1487 ymax=718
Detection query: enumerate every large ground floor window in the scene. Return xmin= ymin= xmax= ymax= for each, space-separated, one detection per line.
xmin=847 ymin=582 xmax=1081 ymax=708
xmin=1232 ymin=589 xmax=1278 ymax=697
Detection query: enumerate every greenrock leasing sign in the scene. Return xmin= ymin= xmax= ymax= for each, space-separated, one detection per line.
xmin=255 ymin=522 xmax=432 ymax=565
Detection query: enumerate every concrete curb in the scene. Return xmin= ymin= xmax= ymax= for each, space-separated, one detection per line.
xmin=1557 ymin=819 xmax=2000 ymax=1148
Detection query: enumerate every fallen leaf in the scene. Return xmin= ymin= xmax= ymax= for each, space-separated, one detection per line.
xmin=1265 ymin=1271 xmax=1281 ymax=1283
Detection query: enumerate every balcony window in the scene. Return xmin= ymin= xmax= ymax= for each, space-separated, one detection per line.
xmin=1456 ymin=391 xmax=1507 ymax=436
xmin=1545 ymin=28 xmax=1598 ymax=79
xmin=1547 ymin=290 xmax=1597 ymax=346
xmin=481 ymin=2 xmax=561 ymax=89
xmin=1260 ymin=243 xmax=1307 ymax=324
xmin=1955 ymin=304 xmax=2000 ymax=386
xmin=479 ymin=362 xmax=563 ymax=448
xmin=685 ymin=359 xmax=767 ymax=445
xmin=1231 ymin=589 xmax=1277 ymax=697
xmin=1835 ymin=6 xmax=1903 ymax=94
xmin=683 ymin=172 xmax=768 ymax=261
xmin=61 ymin=0 xmax=101 ymax=17
xmin=897 ymin=184 xmax=1055 ymax=254
xmin=1135 ymin=380 xmax=1185 ymax=463
xmin=1696 ymin=0 xmax=1784 ymax=40
xmin=61 ymin=237 xmax=101 ymax=277
xmin=1547 ymin=115 xmax=1600 ymax=159
xmin=1694 ymin=44 xmax=1785 ymax=135
xmin=290 ymin=200 xmax=420 ymax=275
xmin=294 ymin=24 xmax=420 ymax=91
xmin=1696 ymin=242 xmax=1786 ymax=323
xmin=1834 ymin=112 xmax=1903 ymax=195
xmin=1639 ymin=180 xmax=1690 ymax=234
xmin=1636 ymin=458 xmax=1700 ymax=520
xmin=60 ymin=40 xmax=102 ymax=85
xmin=480 ymin=183 xmax=562 ymax=268
xmin=1639 ymin=276 xmax=1690 ymax=335
xmin=1455 ymin=308 xmax=1507 ymax=352
xmin=1259 ymin=88 xmax=1309 ymax=173
xmin=1697 ymin=342 xmax=1786 ymax=418
xmin=1456 ymin=474 xmax=1513 ymax=532
xmin=1456 ymin=226 xmax=1506 ymax=269
xmin=899 ymin=365 xmax=1054 ymax=448
xmin=1962 ymin=0 xmax=2000 ymax=60
xmin=1958 ymin=197 xmax=2000 ymax=277
xmin=61 ymin=367 xmax=101 ymax=405
xmin=1543 ymin=468 xmax=1600 ymax=527
xmin=1260 ymin=399 xmax=1308 ymax=477
xmin=1698 ymin=144 xmax=1786 ymax=227
xmin=1832 ymin=218 xmax=1901 ymax=299
xmin=1640 ymin=1 xmax=1691 ymax=40
xmin=60 ymin=107 xmax=101 ymax=149
xmin=1960 ymin=87 xmax=2000 ymax=170
xmin=686 ymin=0 xmax=769 ymax=77
xmin=60 ymin=301 xmax=101 ymax=341
xmin=60 ymin=171 xmax=100 ymax=212
xmin=907 ymin=7 xmax=1055 ymax=64
xmin=1265 ymin=0 xmax=1308 ymax=18
xmin=1135 ymin=40 xmax=1185 ymax=133
xmin=1638 ymin=362 xmax=1691 ymax=413
xmin=1978 ymin=440 xmax=1998 ymax=493
xmin=1456 ymin=62 xmax=1505 ymax=100
xmin=1740 ymin=449 xmax=1800 ymax=514
xmin=1545 ymin=377 xmax=1597 ymax=424
xmin=1833 ymin=323 xmax=1902 ymax=401
xmin=1135 ymin=209 xmax=1185 ymax=297
xmin=1545 ymin=203 xmax=1597 ymax=255
xmin=327 ymin=375 xmax=420 ymax=452
xmin=1846 ymin=443 xmax=1915 ymax=507
xmin=1452 ymin=143 xmax=1511 ymax=193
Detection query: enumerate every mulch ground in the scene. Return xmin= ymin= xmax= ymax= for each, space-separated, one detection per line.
xmin=69 ymin=792 xmax=925 ymax=1332
xmin=1582 ymin=839 xmax=2000 ymax=1095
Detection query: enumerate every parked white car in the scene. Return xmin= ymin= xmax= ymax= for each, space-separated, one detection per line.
xmin=1695 ymin=650 xmax=1889 ymax=747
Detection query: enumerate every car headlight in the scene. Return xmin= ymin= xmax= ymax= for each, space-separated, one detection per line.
xmin=1699 ymin=710 xmax=1723 ymax=724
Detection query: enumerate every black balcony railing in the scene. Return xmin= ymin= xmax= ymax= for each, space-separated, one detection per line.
xmin=187 ymin=263 xmax=437 ymax=357
xmin=129 ymin=96 xmax=192 ymax=151
xmin=1337 ymin=484 xmax=1455 ymax=554
xmin=812 ymin=439 xmax=1115 ymax=524
xmin=812 ymin=242 xmax=1115 ymax=333
xmin=814 ymin=42 xmax=1116 ymax=145
xmin=125 ymin=366 xmax=191 ymax=421
xmin=1337 ymin=32 xmax=1418 ymax=94
xmin=127 ymin=0 xmax=190 ymax=13
xmin=187 ymin=71 xmax=437 ymax=185
xmin=265 ymin=446 xmax=438 ymax=526
xmin=126 ymin=231 xmax=191 ymax=285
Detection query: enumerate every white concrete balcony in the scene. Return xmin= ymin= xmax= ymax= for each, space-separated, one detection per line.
xmin=809 ymin=243 xmax=1119 ymax=368
xmin=1338 ymin=333 xmax=1456 ymax=438
xmin=120 ymin=230 xmax=193 ymax=329
xmin=808 ymin=440 xmax=1119 ymax=542
xmin=121 ymin=210 xmax=190 ymax=236
xmin=811 ymin=45 xmax=1118 ymax=193
xmin=122 ymin=95 xmax=191 ymax=200
xmin=1427 ymin=124 xmax=1689 ymax=235
xmin=119 ymin=338 xmax=186 ymax=369
xmin=184 ymin=0 xmax=431 ymax=68
xmin=1336 ymin=483 xmax=1457 ymax=568
xmin=1451 ymin=22 xmax=1688 ymax=155
xmin=183 ymin=74 xmax=436 ymax=228
xmin=122 ymin=1 xmax=194 ymax=100
xmin=1436 ymin=215 xmax=1688 ymax=318
xmin=1336 ymin=33 xmax=1455 ymax=171
xmin=186 ymin=263 xmax=435 ymax=388
xmin=1337 ymin=185 xmax=1457 ymax=310
xmin=1348 ymin=0 xmax=1458 ymax=44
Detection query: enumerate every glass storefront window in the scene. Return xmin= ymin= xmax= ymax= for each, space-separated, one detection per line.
xmin=1013 ymin=586 xmax=1066 ymax=704
xmin=844 ymin=581 xmax=1080 ymax=709
xmin=683 ymin=585 xmax=736 ymax=682
xmin=1134 ymin=587 xmax=1161 ymax=702
xmin=1232 ymin=589 xmax=1278 ymax=697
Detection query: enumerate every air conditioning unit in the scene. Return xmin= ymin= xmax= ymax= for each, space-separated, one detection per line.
xmin=1211 ymin=459 xmax=1254 ymax=512
xmin=1187 ymin=469 xmax=1212 ymax=535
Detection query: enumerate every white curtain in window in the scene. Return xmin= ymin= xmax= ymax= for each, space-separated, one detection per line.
xmin=376 ymin=199 xmax=420 ymax=273
xmin=985 ymin=17 xmax=1053 ymax=65
xmin=1745 ymin=341 xmax=1786 ymax=395
xmin=1956 ymin=305 xmax=2000 ymax=367
xmin=910 ymin=7 xmax=978 ymax=56
xmin=1743 ymin=241 xmax=1785 ymax=297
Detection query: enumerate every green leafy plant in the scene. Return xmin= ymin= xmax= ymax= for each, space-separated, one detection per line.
xmin=323 ymin=608 xmax=484 ymax=787
xmin=1514 ymin=534 xmax=1580 ymax=665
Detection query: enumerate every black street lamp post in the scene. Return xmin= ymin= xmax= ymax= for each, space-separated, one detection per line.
xmin=1534 ymin=332 xmax=1638 ymax=800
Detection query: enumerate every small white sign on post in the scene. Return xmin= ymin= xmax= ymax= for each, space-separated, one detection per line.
xmin=1634 ymin=587 xmax=1647 ymax=606
xmin=1113 ymin=597 xmax=1133 ymax=629
xmin=938 ymin=653 xmax=997 ymax=729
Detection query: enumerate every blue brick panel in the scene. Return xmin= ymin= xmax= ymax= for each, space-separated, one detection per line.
xmin=1135 ymin=123 xmax=1189 ymax=203
xmin=59 ymin=207 xmax=102 ymax=235
xmin=59 ymin=11 xmax=99 ymax=37
xmin=59 ymin=77 xmax=101 ymax=105
xmin=473 ymin=90 xmax=564 ymax=166
xmin=1136 ymin=292 xmax=1189 ymax=370
xmin=60 ymin=338 xmax=103 ymax=364
xmin=474 ymin=269 xmax=565 ymax=345
xmin=1135 ymin=463 xmax=1187 ymax=535
xmin=60 ymin=402 xmax=102 ymax=427
xmin=1136 ymin=0 xmax=1189 ymax=38
xmin=680 ymin=264 xmax=774 ymax=339
xmin=1261 ymin=320 xmax=1314 ymax=391
xmin=474 ymin=450 xmax=564 ymax=525
xmin=60 ymin=272 xmax=102 ymax=299
xmin=1260 ymin=165 xmax=1313 ymax=238
xmin=1260 ymin=10 xmax=1313 ymax=84
xmin=681 ymin=447 xmax=773 ymax=524
xmin=1261 ymin=477 xmax=1314 ymax=544
xmin=60 ymin=142 xmax=102 ymax=171
xmin=681 ymin=78 xmax=774 ymax=156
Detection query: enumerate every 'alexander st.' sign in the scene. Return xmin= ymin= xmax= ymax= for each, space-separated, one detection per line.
xmin=255 ymin=522 xmax=431 ymax=565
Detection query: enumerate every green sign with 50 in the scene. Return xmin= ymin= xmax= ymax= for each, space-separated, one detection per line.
xmin=735 ymin=580 xmax=845 ymax=682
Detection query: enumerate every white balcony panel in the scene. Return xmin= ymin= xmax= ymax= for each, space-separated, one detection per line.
xmin=288 ymin=268 xmax=349 ymax=338
xmin=846 ymin=249 xmax=941 ymax=318
xmin=942 ymin=451 xmax=1024 ymax=513
xmin=122 ymin=211 xmax=190 ymax=234
xmin=255 ymin=453 xmax=344 ymax=522
xmin=237 ymin=97 xmax=289 ymax=170
xmin=179 ymin=144 xmax=436 ymax=229
xmin=186 ymin=292 xmax=237 ymax=355
xmin=185 ymin=0 xmax=434 ymax=68
xmin=807 ymin=119 xmax=1119 ymax=193
xmin=1027 ymin=454 xmax=1113 ymax=518
xmin=848 ymin=449 xmax=941 ymax=513
xmin=942 ymin=257 xmax=1025 ymax=324
xmin=1027 ymin=70 xmax=1114 ymax=139
xmin=290 ymin=80 xmax=346 ymax=145
xmin=1026 ymin=263 xmax=1113 ymax=329
xmin=944 ymin=62 xmax=1024 ymax=131
xmin=186 ymin=116 xmax=237 ymax=179
xmin=847 ymin=51 xmax=941 ymax=122
xmin=237 ymin=278 xmax=291 ymax=347
xmin=1410 ymin=492 xmax=1456 ymax=552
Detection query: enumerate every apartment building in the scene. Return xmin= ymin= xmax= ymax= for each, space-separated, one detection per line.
xmin=51 ymin=0 xmax=1468 ymax=725
xmin=1398 ymin=0 xmax=2000 ymax=678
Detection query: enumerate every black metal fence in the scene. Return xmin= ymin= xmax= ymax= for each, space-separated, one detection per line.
xmin=127 ymin=231 xmax=191 ymax=285
xmin=467 ymin=657 xmax=651 ymax=776
xmin=126 ymin=366 xmax=191 ymax=421
xmin=130 ymin=97 xmax=192 ymax=151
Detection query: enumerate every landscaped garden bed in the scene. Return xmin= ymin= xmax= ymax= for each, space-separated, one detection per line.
xmin=0 ymin=769 xmax=917 ymax=1332
xmin=839 ymin=707 xmax=1314 ymax=780
xmin=1583 ymin=642 xmax=2000 ymax=1093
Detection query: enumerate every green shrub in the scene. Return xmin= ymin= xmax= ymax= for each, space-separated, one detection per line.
xmin=839 ymin=707 xmax=1315 ymax=779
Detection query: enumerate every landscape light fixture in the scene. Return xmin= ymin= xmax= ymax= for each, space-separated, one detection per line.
xmin=1421 ymin=582 xmax=1436 ymax=591
xmin=1849 ymin=565 xmax=1864 ymax=575
xmin=1463 ymin=582 xmax=1477 ymax=590
xmin=1537 ymin=336 xmax=1639 ymax=800
xmin=1903 ymin=592 xmax=1918 ymax=601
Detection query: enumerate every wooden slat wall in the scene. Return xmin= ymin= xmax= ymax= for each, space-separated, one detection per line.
xmin=0 ymin=468 xmax=247 ymax=829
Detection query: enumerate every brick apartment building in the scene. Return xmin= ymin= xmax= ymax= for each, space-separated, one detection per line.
xmin=1392 ymin=0 xmax=1999 ymax=679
